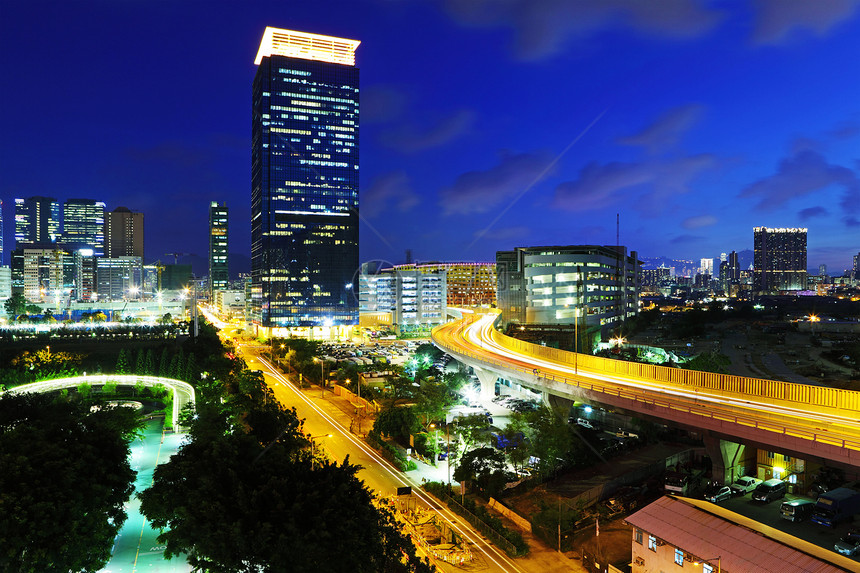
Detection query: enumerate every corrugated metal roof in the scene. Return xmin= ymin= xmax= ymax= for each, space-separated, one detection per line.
xmin=625 ymin=496 xmax=857 ymax=572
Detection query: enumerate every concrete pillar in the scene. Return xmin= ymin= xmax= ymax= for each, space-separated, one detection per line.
xmin=704 ymin=436 xmax=754 ymax=484
xmin=473 ymin=368 xmax=498 ymax=401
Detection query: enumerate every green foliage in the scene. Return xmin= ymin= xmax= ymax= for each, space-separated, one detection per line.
xmin=158 ymin=348 xmax=170 ymax=376
xmin=453 ymin=446 xmax=511 ymax=498
xmin=144 ymin=349 xmax=155 ymax=375
xmin=4 ymin=293 xmax=27 ymax=319
xmin=0 ymin=393 xmax=141 ymax=572
xmin=372 ymin=406 xmax=421 ymax=442
xmin=134 ymin=348 xmax=145 ymax=374
xmin=115 ymin=348 xmax=129 ymax=374
xmin=524 ymin=406 xmax=577 ymax=476
xmin=77 ymin=382 xmax=92 ymax=398
xmin=140 ymin=369 xmax=431 ymax=573
xmin=682 ymin=352 xmax=731 ymax=374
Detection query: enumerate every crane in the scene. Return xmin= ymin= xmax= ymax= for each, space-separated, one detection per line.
xmin=164 ymin=252 xmax=190 ymax=265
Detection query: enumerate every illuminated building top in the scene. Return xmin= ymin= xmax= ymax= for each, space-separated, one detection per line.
xmin=255 ymin=27 xmax=360 ymax=66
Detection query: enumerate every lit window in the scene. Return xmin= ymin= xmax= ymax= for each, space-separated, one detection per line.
xmin=674 ymin=548 xmax=684 ymax=566
xmin=648 ymin=535 xmax=657 ymax=551
xmin=703 ymin=565 xmax=714 ymax=573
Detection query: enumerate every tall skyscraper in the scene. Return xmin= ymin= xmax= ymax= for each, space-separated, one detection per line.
xmin=14 ymin=196 xmax=60 ymax=246
xmin=753 ymin=227 xmax=807 ymax=292
xmin=61 ymin=199 xmax=105 ymax=256
xmin=209 ymin=202 xmax=229 ymax=297
xmin=252 ymin=27 xmax=360 ymax=331
xmin=105 ymin=206 xmax=144 ymax=259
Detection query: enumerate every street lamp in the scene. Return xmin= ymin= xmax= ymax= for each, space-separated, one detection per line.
xmin=692 ymin=556 xmax=720 ymax=573
xmin=314 ymin=357 xmax=326 ymax=397
xmin=310 ymin=433 xmax=333 ymax=468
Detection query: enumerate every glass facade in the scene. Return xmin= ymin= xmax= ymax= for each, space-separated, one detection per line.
xmin=209 ymin=202 xmax=229 ymax=296
xmin=252 ymin=29 xmax=360 ymax=328
xmin=61 ymin=199 xmax=106 ymax=256
xmin=14 ymin=196 xmax=60 ymax=246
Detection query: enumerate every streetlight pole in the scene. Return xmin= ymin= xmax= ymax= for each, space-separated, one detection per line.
xmin=310 ymin=433 xmax=333 ymax=469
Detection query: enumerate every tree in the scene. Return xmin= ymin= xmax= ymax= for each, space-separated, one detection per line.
xmin=144 ymin=349 xmax=155 ymax=375
xmin=0 ymin=393 xmax=141 ymax=572
xmin=372 ymin=406 xmax=421 ymax=443
xmin=135 ymin=348 xmax=146 ymax=374
xmin=139 ymin=378 xmax=432 ymax=573
xmin=3 ymin=293 xmax=27 ymax=319
xmin=116 ymin=348 xmax=129 ymax=374
xmin=453 ymin=446 xmax=510 ymax=497
xmin=525 ymin=406 xmax=576 ymax=476
xmin=158 ymin=348 xmax=170 ymax=376
xmin=682 ymin=352 xmax=731 ymax=374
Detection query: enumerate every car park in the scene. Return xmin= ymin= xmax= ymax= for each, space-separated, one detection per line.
xmin=834 ymin=530 xmax=860 ymax=556
xmin=752 ymin=479 xmax=787 ymax=503
xmin=780 ymin=498 xmax=816 ymax=522
xmin=704 ymin=485 xmax=734 ymax=503
xmin=729 ymin=476 xmax=762 ymax=495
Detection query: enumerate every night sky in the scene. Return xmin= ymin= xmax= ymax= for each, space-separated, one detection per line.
xmin=2 ymin=1 xmax=859 ymax=275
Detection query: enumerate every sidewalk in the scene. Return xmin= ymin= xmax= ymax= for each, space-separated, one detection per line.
xmin=297 ymin=378 xmax=589 ymax=572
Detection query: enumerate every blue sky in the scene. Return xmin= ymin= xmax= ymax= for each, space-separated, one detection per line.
xmin=1 ymin=0 xmax=858 ymax=274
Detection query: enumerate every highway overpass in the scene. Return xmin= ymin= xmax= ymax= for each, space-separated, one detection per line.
xmin=432 ymin=310 xmax=860 ymax=479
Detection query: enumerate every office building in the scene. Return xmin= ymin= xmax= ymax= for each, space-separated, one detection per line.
xmin=393 ymin=262 xmax=495 ymax=307
xmin=699 ymin=257 xmax=713 ymax=276
xmin=209 ymin=202 xmax=229 ymax=297
xmin=753 ymin=227 xmax=807 ymax=293
xmin=496 ymin=245 xmax=640 ymax=337
xmin=61 ymin=199 xmax=105 ymax=256
xmin=854 ymin=253 xmax=860 ymax=282
xmin=11 ymin=246 xmax=69 ymax=303
xmin=105 ymin=206 xmax=144 ymax=259
xmin=14 ymin=196 xmax=60 ymax=246
xmin=0 ymin=199 xmax=4 ymax=263
xmin=0 ymin=266 xmax=11 ymax=303
xmin=361 ymin=269 xmax=446 ymax=331
xmin=96 ymin=257 xmax=143 ymax=302
xmin=251 ymin=27 xmax=360 ymax=334
xmin=74 ymin=249 xmax=98 ymax=302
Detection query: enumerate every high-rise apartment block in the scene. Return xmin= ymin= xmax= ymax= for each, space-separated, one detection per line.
xmin=61 ymin=199 xmax=105 ymax=256
xmin=360 ymin=269 xmax=446 ymax=330
xmin=14 ymin=196 xmax=60 ymax=246
xmin=251 ymin=27 xmax=360 ymax=332
xmin=105 ymin=206 xmax=144 ymax=259
xmin=392 ymin=262 xmax=496 ymax=307
xmin=209 ymin=202 xmax=229 ymax=296
xmin=496 ymin=245 xmax=640 ymax=336
xmin=753 ymin=227 xmax=807 ymax=293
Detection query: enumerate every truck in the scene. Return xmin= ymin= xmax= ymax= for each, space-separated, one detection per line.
xmin=810 ymin=487 xmax=860 ymax=527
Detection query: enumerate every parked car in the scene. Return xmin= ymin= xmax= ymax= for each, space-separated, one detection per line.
xmin=729 ymin=476 xmax=762 ymax=495
xmin=615 ymin=428 xmax=639 ymax=439
xmin=834 ymin=531 xmax=860 ymax=556
xmin=752 ymin=479 xmax=787 ymax=503
xmin=575 ymin=418 xmax=597 ymax=430
xmin=704 ymin=485 xmax=734 ymax=503
xmin=780 ymin=499 xmax=816 ymax=522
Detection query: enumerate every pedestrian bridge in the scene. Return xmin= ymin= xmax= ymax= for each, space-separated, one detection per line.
xmin=4 ymin=374 xmax=196 ymax=431
xmin=432 ymin=310 xmax=860 ymax=472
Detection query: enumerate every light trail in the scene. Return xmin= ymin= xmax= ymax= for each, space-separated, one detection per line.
xmin=435 ymin=312 xmax=860 ymax=453
xmin=245 ymin=347 xmax=527 ymax=573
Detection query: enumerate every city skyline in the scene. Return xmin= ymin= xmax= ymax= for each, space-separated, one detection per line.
xmin=2 ymin=2 xmax=859 ymax=273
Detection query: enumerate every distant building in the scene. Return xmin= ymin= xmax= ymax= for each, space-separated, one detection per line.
xmin=11 ymin=246 xmax=68 ymax=303
xmin=73 ymin=249 xmax=98 ymax=302
xmin=641 ymin=267 xmax=671 ymax=288
xmin=753 ymin=227 xmax=807 ymax=293
xmin=251 ymin=28 xmax=360 ymax=332
xmin=209 ymin=202 xmax=229 ymax=297
xmin=360 ymin=269 xmax=446 ymax=331
xmin=393 ymin=262 xmax=495 ymax=307
xmin=105 ymin=206 xmax=144 ymax=259
xmin=161 ymin=264 xmax=192 ymax=291
xmin=496 ymin=245 xmax=640 ymax=337
xmin=61 ymin=199 xmax=105 ymax=256
xmin=96 ymin=257 xmax=143 ymax=301
xmin=699 ymin=257 xmax=713 ymax=276
xmin=626 ymin=496 xmax=850 ymax=573
xmin=15 ymin=196 xmax=60 ymax=246
xmin=213 ymin=290 xmax=245 ymax=320
xmin=0 ymin=266 xmax=11 ymax=303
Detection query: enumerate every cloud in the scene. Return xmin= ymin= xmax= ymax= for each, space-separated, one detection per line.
xmin=845 ymin=216 xmax=860 ymax=227
xmin=379 ymin=109 xmax=475 ymax=153
xmin=799 ymin=206 xmax=828 ymax=220
xmin=740 ymin=149 xmax=860 ymax=211
xmin=441 ymin=0 xmax=723 ymax=60
xmin=440 ymin=151 xmax=552 ymax=215
xmin=362 ymin=171 xmax=419 ymax=218
xmin=618 ymin=104 xmax=704 ymax=153
xmin=828 ymin=121 xmax=860 ymax=140
xmin=752 ymin=0 xmax=860 ymax=44
xmin=553 ymin=154 xmax=716 ymax=213
xmin=670 ymin=234 xmax=704 ymax=244
xmin=682 ymin=215 xmax=717 ymax=229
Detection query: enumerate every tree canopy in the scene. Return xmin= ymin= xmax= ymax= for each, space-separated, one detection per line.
xmin=0 ymin=392 xmax=142 ymax=573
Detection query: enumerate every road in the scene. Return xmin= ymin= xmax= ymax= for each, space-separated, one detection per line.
xmin=236 ymin=341 xmax=547 ymax=573
xmin=433 ymin=312 xmax=860 ymax=461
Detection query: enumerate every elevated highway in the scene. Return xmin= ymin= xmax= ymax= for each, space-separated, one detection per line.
xmin=432 ymin=311 xmax=860 ymax=473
